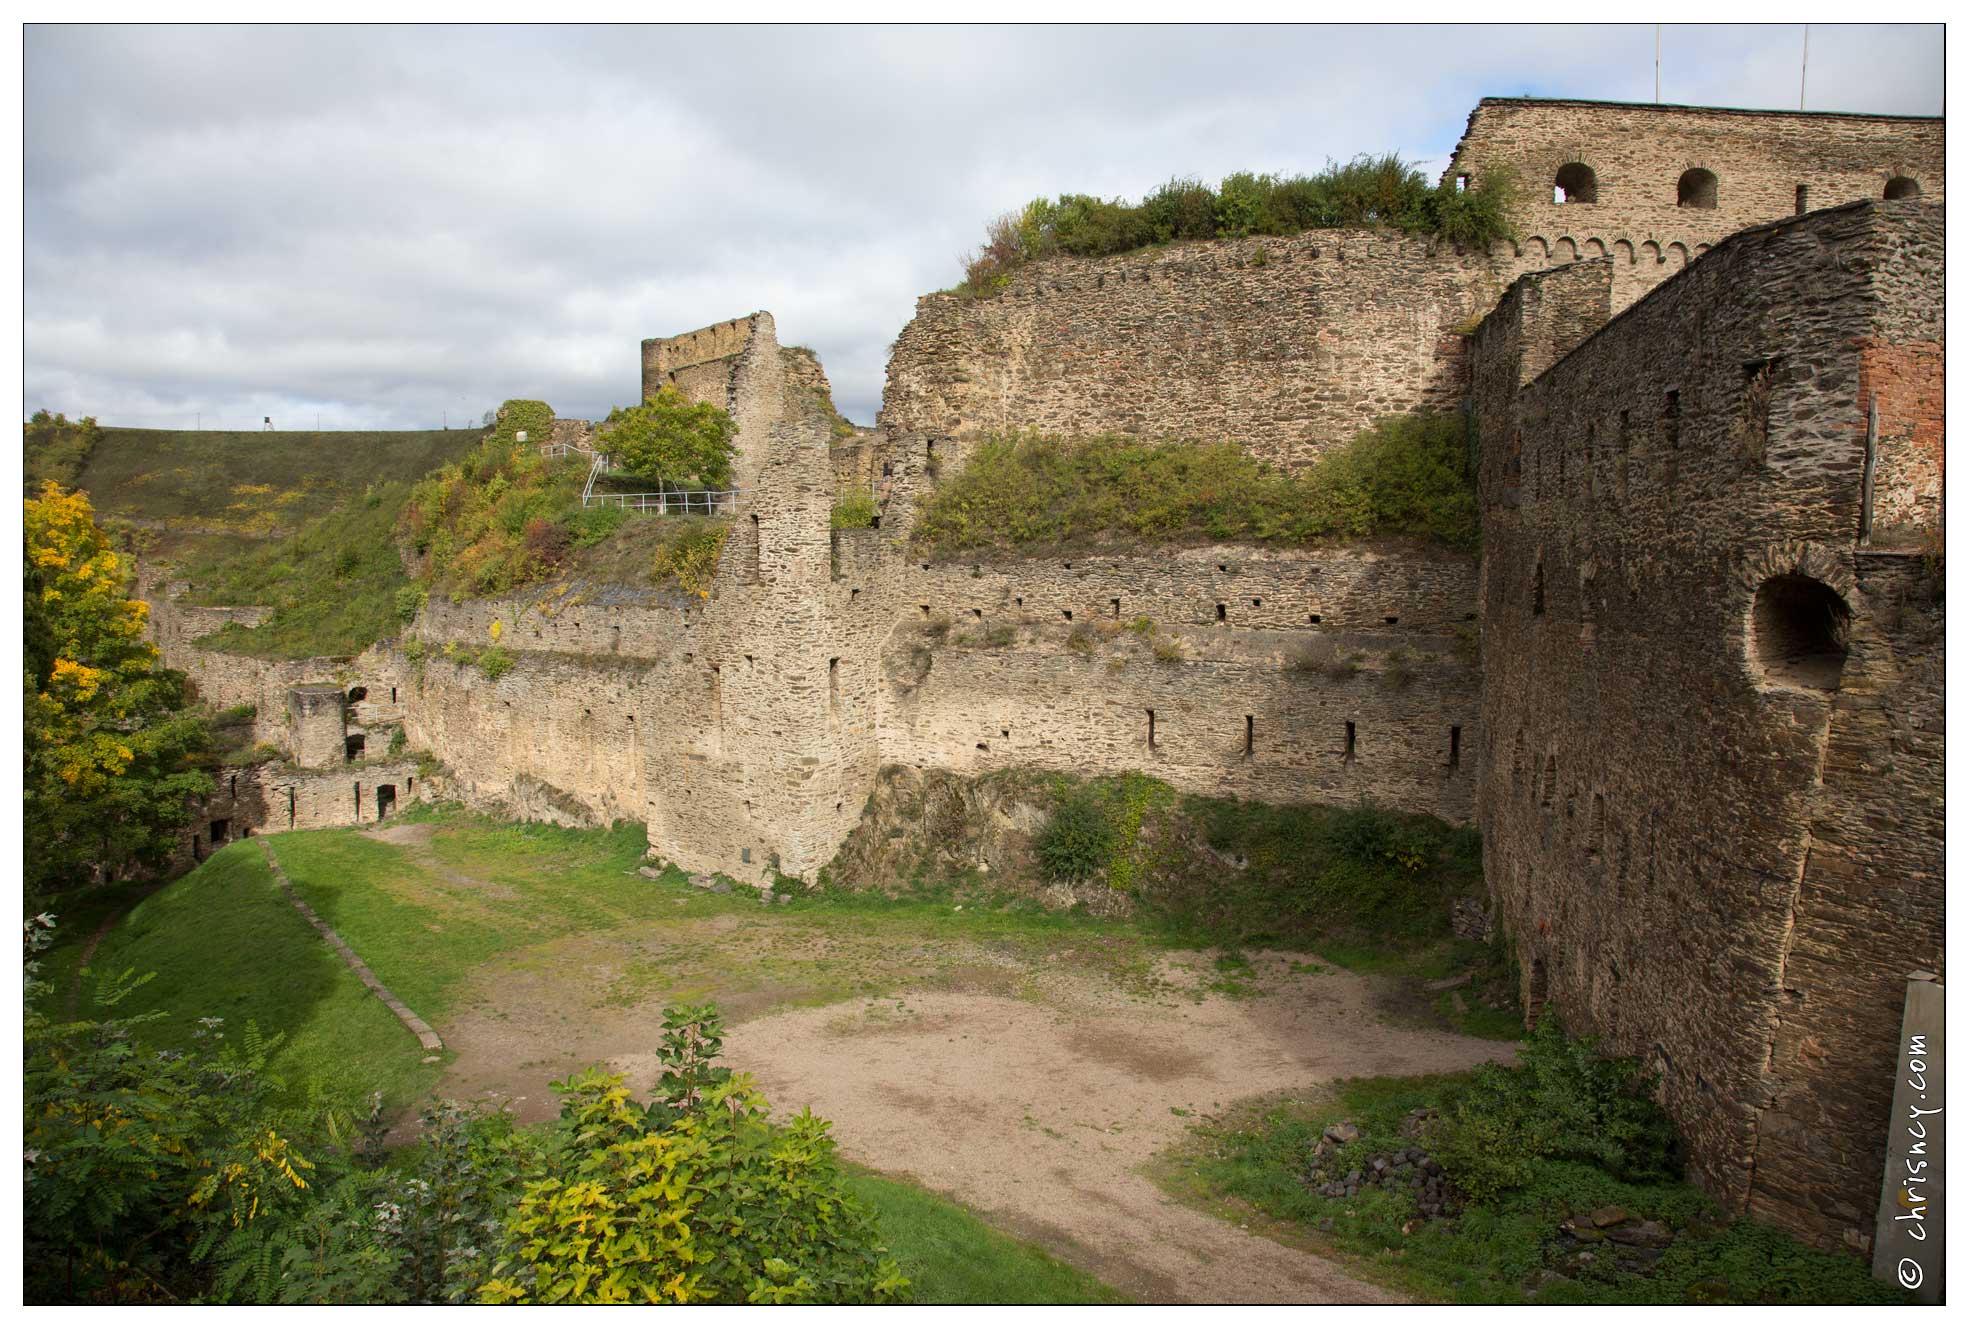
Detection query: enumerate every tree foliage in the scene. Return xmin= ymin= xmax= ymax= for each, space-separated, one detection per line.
xmin=960 ymin=160 xmax=1520 ymax=294
xmin=603 ymin=387 xmax=737 ymax=490
xmin=23 ymin=482 xmax=211 ymax=895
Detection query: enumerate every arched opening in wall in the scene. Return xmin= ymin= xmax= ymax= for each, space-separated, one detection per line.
xmin=377 ymin=784 xmax=397 ymax=820
xmin=1885 ymin=176 xmax=1922 ymax=200
xmin=1750 ymin=575 xmax=1851 ymax=691
xmin=210 ymin=818 xmax=229 ymax=845
xmin=347 ymin=686 xmax=368 ymax=704
xmin=1676 ymin=168 xmax=1718 ymax=209
xmin=1553 ymin=162 xmax=1597 ymax=205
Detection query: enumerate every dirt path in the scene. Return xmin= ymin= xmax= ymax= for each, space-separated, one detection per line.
xmin=437 ymin=927 xmax=1510 ymax=1305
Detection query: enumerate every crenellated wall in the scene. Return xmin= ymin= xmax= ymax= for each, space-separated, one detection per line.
xmin=1448 ymin=97 xmax=1944 ymax=313
xmin=1471 ymin=197 xmax=1944 ymax=1254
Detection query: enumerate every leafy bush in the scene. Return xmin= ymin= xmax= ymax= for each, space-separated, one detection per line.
xmin=602 ymin=387 xmax=737 ymax=490
xmin=957 ymin=160 xmax=1518 ymax=294
xmin=486 ymin=400 xmax=555 ymax=452
xmin=1145 ymin=798 xmax=1481 ymax=949
xmin=1427 ymin=1017 xmax=1680 ymax=1203
xmin=831 ymin=491 xmax=879 ymax=530
xmin=479 ymin=1005 xmax=907 ymax=1305
xmin=913 ymin=413 xmax=1478 ymax=557
xmin=650 ymin=520 xmax=730 ymax=599
xmin=401 ymin=406 xmax=591 ymax=599
xmin=1036 ymin=785 xmax=1115 ymax=882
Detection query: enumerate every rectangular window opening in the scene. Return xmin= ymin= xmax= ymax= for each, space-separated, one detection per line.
xmin=1795 ymin=183 xmax=1809 ymax=214
xmin=1216 ymin=603 xmax=1227 ymax=622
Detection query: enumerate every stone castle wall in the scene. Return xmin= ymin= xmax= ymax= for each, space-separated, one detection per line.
xmin=880 ymin=228 xmax=1500 ymax=470
xmin=1470 ymin=198 xmax=1944 ymax=1253
xmin=1450 ymin=98 xmax=1944 ymax=312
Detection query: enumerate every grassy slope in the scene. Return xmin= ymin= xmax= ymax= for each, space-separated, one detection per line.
xmin=178 ymin=480 xmax=418 ymax=659
xmin=71 ymin=839 xmax=441 ymax=1110
xmin=844 ymin=1167 xmax=1127 ymax=1304
xmin=77 ymin=427 xmax=478 ymax=526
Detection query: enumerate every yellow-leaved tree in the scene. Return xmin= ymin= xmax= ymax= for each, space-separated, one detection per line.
xmin=23 ymin=481 xmax=211 ymax=894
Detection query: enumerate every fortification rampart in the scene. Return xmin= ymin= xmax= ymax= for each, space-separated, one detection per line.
xmin=1471 ymin=197 xmax=1944 ymax=1254
xmin=880 ymin=228 xmax=1500 ymax=470
xmin=1450 ymin=97 xmax=1944 ymax=313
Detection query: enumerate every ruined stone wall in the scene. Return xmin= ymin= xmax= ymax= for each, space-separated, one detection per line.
xmin=170 ymin=758 xmax=439 ymax=871
xmin=1448 ymin=98 xmax=1944 ymax=311
xmin=638 ymin=312 xmax=790 ymax=499
xmin=1471 ymin=198 xmax=1944 ymax=1253
xmin=880 ymin=228 xmax=1500 ymax=470
xmin=396 ymin=647 xmax=654 ymax=828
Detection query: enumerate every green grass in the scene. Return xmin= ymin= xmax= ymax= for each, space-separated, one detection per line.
xmin=179 ymin=479 xmax=419 ymax=659
xmin=70 ymin=839 xmax=441 ymax=1111
xmin=268 ymin=808 xmax=1159 ymax=1027
xmin=73 ymin=426 xmax=479 ymax=528
xmin=1158 ymin=1076 xmax=1904 ymax=1306
xmin=913 ymin=414 xmax=1479 ymax=558
xmin=844 ymin=1167 xmax=1127 ymax=1304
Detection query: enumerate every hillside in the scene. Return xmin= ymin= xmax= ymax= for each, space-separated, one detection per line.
xmin=71 ymin=426 xmax=481 ymax=532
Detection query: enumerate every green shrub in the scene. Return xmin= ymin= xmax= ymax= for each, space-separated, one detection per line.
xmin=476 ymin=646 xmax=515 ymax=681
xmin=650 ymin=520 xmax=731 ymax=599
xmin=1427 ymin=1016 xmax=1680 ymax=1203
xmin=913 ymin=413 xmax=1478 ymax=557
xmin=831 ymin=491 xmax=879 ymax=530
xmin=479 ymin=1006 xmax=907 ymax=1305
xmin=956 ymin=161 xmax=1518 ymax=295
xmin=486 ymin=400 xmax=554 ymax=452
xmin=402 ymin=406 xmax=592 ymax=599
xmin=1036 ymin=785 xmax=1115 ymax=883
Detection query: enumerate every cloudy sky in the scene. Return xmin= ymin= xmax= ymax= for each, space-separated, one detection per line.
xmin=23 ymin=23 xmax=1944 ymax=430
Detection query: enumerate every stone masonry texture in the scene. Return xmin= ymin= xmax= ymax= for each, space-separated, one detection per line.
xmin=137 ymin=97 xmax=1944 ymax=1258
xmin=1470 ymin=198 xmax=1943 ymax=1256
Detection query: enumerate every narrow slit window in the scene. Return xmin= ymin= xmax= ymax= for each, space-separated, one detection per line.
xmin=1449 ymin=725 xmax=1462 ymax=770
xmin=1146 ymin=709 xmax=1157 ymax=748
xmin=1244 ymin=715 xmax=1254 ymax=756
xmin=828 ymin=658 xmax=840 ymax=727
xmin=1663 ymin=390 xmax=1681 ymax=450
xmin=1216 ymin=603 xmax=1227 ymax=622
xmin=1795 ymin=183 xmax=1809 ymax=214
xmin=1344 ymin=721 xmax=1357 ymax=762
xmin=1533 ymin=562 xmax=1546 ymax=616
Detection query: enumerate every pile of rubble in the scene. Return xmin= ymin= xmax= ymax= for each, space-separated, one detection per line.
xmin=1300 ymin=1111 xmax=1454 ymax=1220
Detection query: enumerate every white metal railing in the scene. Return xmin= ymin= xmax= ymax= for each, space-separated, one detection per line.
xmin=585 ymin=489 xmax=741 ymax=515
xmin=537 ymin=440 xmax=597 ymax=458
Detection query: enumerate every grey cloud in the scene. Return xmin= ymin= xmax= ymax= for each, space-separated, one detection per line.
xmin=25 ymin=23 xmax=1942 ymax=430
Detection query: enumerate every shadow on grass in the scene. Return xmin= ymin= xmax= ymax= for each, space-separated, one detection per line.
xmin=77 ymin=838 xmax=439 ymax=1111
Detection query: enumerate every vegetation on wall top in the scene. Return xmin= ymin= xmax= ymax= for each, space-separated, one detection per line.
xmin=401 ymin=402 xmax=623 ymax=600
xmin=912 ymin=413 xmax=1479 ymax=557
xmin=958 ymin=158 xmax=1519 ymax=296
